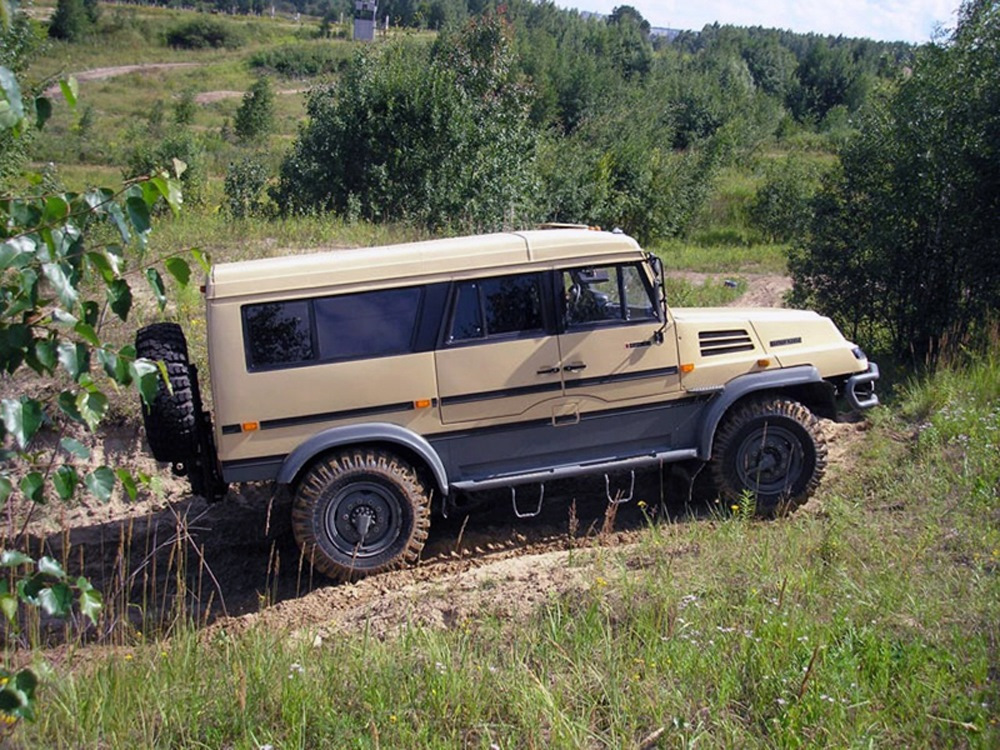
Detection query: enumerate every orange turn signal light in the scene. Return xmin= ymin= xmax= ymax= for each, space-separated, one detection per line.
xmin=414 ymin=399 xmax=432 ymax=409
xmin=241 ymin=422 xmax=259 ymax=432
xmin=680 ymin=363 xmax=695 ymax=374
xmin=757 ymin=358 xmax=771 ymax=367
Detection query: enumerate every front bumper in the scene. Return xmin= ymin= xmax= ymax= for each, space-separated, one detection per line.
xmin=845 ymin=362 xmax=880 ymax=410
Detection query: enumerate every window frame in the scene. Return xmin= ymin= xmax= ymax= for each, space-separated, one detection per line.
xmin=441 ymin=271 xmax=552 ymax=348
xmin=559 ymin=262 xmax=661 ymax=332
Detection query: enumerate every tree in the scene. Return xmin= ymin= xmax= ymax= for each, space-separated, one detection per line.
xmin=233 ymin=76 xmax=275 ymax=143
xmin=1 ymin=1 xmax=196 ymax=727
xmin=48 ymin=0 xmax=91 ymax=41
xmin=272 ymin=14 xmax=538 ymax=232
xmin=789 ymin=0 xmax=1000 ymax=361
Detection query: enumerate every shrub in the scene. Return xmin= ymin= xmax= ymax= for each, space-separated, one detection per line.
xmin=748 ymin=156 xmax=828 ymax=243
xmin=123 ymin=130 xmax=206 ymax=204
xmin=225 ymin=154 xmax=271 ymax=218
xmin=233 ymin=76 xmax=275 ymax=143
xmin=48 ymin=0 xmax=92 ymax=41
xmin=248 ymin=43 xmax=349 ymax=77
xmin=165 ymin=17 xmax=245 ymax=50
xmin=173 ymin=89 xmax=197 ymax=126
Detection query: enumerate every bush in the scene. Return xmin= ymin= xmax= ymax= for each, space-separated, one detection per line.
xmin=123 ymin=130 xmax=206 ymax=204
xmin=225 ymin=154 xmax=271 ymax=218
xmin=233 ymin=76 xmax=275 ymax=143
xmin=173 ymin=89 xmax=197 ymax=126
xmin=48 ymin=0 xmax=92 ymax=41
xmin=165 ymin=18 xmax=245 ymax=50
xmin=248 ymin=44 xmax=349 ymax=77
xmin=748 ymin=156 xmax=828 ymax=243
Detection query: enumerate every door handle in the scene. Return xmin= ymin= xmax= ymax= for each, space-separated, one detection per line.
xmin=563 ymin=363 xmax=587 ymax=372
xmin=536 ymin=366 xmax=560 ymax=375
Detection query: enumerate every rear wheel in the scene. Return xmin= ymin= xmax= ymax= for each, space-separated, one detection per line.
xmin=709 ymin=396 xmax=827 ymax=517
xmin=292 ymin=449 xmax=431 ymax=581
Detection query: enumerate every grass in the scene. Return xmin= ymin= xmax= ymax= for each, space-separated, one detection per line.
xmin=8 ymin=352 xmax=999 ymax=747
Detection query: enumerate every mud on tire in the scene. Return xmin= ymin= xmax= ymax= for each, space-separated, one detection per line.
xmin=292 ymin=449 xmax=431 ymax=581
xmin=135 ymin=323 xmax=199 ymax=464
xmin=709 ymin=396 xmax=827 ymax=517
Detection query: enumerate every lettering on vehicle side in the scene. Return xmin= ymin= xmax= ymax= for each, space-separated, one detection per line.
xmin=769 ymin=337 xmax=803 ymax=348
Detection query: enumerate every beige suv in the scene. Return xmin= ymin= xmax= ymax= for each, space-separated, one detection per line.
xmin=136 ymin=229 xmax=878 ymax=580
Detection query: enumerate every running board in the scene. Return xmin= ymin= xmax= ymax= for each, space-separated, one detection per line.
xmin=451 ymin=448 xmax=698 ymax=492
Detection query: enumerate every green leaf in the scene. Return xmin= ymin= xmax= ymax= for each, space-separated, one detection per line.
xmin=0 ymin=550 xmax=33 ymax=568
xmin=19 ymin=472 xmax=44 ymax=504
xmin=76 ymin=390 xmax=108 ymax=432
xmin=0 ymin=592 xmax=17 ymax=623
xmin=38 ymin=582 xmax=72 ymax=617
xmin=78 ymin=587 xmax=102 ymax=625
xmin=164 ymin=257 xmax=191 ymax=287
xmin=0 ymin=476 xmax=11 ymax=508
xmin=42 ymin=196 xmax=69 ymax=224
xmin=84 ymin=467 xmax=115 ymax=502
xmin=146 ymin=268 xmax=167 ymax=311
xmin=34 ymin=95 xmax=52 ymax=129
xmin=37 ymin=556 xmax=66 ymax=579
xmin=42 ymin=262 xmax=78 ymax=309
xmin=125 ymin=195 xmax=151 ymax=235
xmin=86 ymin=251 xmax=115 ymax=283
xmin=130 ymin=359 xmax=160 ymax=406
xmin=57 ymin=391 xmax=84 ymax=424
xmin=53 ymin=466 xmax=78 ymax=500
xmin=32 ymin=339 xmax=57 ymax=374
xmin=191 ymin=247 xmax=211 ymax=273
xmin=74 ymin=321 xmax=100 ymax=347
xmin=150 ymin=175 xmax=183 ymax=215
xmin=82 ymin=300 xmax=99 ymax=327
xmin=108 ymin=279 xmax=132 ymax=322
xmin=57 ymin=341 xmax=89 ymax=381
xmin=60 ymin=437 xmax=90 ymax=459
xmin=0 ymin=66 xmax=25 ymax=123
xmin=116 ymin=469 xmax=138 ymax=502
xmin=59 ymin=77 xmax=78 ymax=108
xmin=2 ymin=397 xmax=43 ymax=449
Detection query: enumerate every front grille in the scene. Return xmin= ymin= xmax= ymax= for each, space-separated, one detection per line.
xmin=699 ymin=329 xmax=755 ymax=357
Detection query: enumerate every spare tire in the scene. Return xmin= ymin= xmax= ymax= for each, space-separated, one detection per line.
xmin=135 ymin=323 xmax=199 ymax=464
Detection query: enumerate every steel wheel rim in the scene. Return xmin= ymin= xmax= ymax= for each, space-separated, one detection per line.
xmin=735 ymin=423 xmax=803 ymax=495
xmin=324 ymin=481 xmax=403 ymax=559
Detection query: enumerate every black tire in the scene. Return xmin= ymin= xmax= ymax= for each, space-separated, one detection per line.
xmin=709 ymin=396 xmax=827 ymax=517
xmin=292 ymin=449 xmax=431 ymax=581
xmin=135 ymin=323 xmax=198 ymax=464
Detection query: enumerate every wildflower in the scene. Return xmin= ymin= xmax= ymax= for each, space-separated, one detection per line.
xmin=390 ymin=715 xmax=398 ymax=723
xmin=124 ymin=654 xmax=133 ymax=661
xmin=435 ymin=661 xmax=446 ymax=674
xmin=638 ymin=500 xmax=647 ymax=509
xmin=731 ymin=505 xmax=739 ymax=512
xmin=594 ymin=576 xmax=608 ymax=588
xmin=776 ymin=698 xmax=787 ymax=706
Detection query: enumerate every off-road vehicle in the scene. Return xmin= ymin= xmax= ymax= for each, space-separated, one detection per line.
xmin=136 ymin=228 xmax=879 ymax=580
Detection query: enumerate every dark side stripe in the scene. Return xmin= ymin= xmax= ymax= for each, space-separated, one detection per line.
xmin=221 ymin=399 xmax=435 ymax=434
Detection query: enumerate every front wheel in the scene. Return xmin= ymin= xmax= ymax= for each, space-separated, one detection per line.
xmin=292 ymin=449 xmax=431 ymax=581
xmin=709 ymin=397 xmax=827 ymax=517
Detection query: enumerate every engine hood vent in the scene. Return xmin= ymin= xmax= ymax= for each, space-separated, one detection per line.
xmin=699 ymin=329 xmax=755 ymax=357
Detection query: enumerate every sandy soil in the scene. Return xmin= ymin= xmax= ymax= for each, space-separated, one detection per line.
xmin=42 ymin=64 xmax=201 ymax=96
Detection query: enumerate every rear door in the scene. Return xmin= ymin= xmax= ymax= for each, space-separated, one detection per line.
xmin=435 ymin=272 xmax=564 ymax=425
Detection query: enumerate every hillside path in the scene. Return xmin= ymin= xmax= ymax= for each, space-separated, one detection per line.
xmin=43 ymin=63 xmax=202 ymax=96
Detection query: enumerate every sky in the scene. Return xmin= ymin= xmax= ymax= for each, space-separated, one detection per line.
xmin=575 ymin=0 xmax=962 ymax=43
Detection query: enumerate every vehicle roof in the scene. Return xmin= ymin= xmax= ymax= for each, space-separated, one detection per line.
xmin=206 ymin=229 xmax=644 ymax=300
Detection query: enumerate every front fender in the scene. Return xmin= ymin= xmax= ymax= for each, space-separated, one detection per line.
xmin=695 ymin=365 xmax=825 ymax=460
xmin=276 ymin=422 xmax=450 ymax=496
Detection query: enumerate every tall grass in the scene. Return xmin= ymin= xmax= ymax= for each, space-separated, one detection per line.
xmin=14 ymin=353 xmax=999 ymax=748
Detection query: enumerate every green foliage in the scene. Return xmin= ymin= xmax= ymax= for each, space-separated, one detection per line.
xmin=233 ymin=76 xmax=275 ymax=144
xmin=224 ymin=153 xmax=269 ymax=218
xmin=248 ymin=43 xmax=349 ymax=77
xmin=123 ymin=130 xmax=205 ymax=204
xmin=790 ymin=0 xmax=1000 ymax=361
xmin=748 ymin=155 xmax=829 ymax=243
xmin=273 ymin=14 xmax=538 ymax=232
xmin=172 ymin=89 xmax=196 ymax=127
xmin=47 ymin=0 xmax=92 ymax=42
xmin=165 ymin=17 xmax=245 ymax=50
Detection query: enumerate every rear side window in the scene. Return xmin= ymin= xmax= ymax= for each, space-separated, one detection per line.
xmin=243 ymin=287 xmax=423 ymax=370
xmin=447 ymin=274 xmax=544 ymax=344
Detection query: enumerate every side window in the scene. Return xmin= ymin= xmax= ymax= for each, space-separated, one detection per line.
xmin=447 ymin=273 xmax=544 ymax=343
xmin=315 ymin=287 xmax=422 ymax=361
xmin=243 ymin=287 xmax=424 ymax=370
xmin=244 ymin=300 xmax=314 ymax=368
xmin=563 ymin=264 xmax=657 ymax=328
